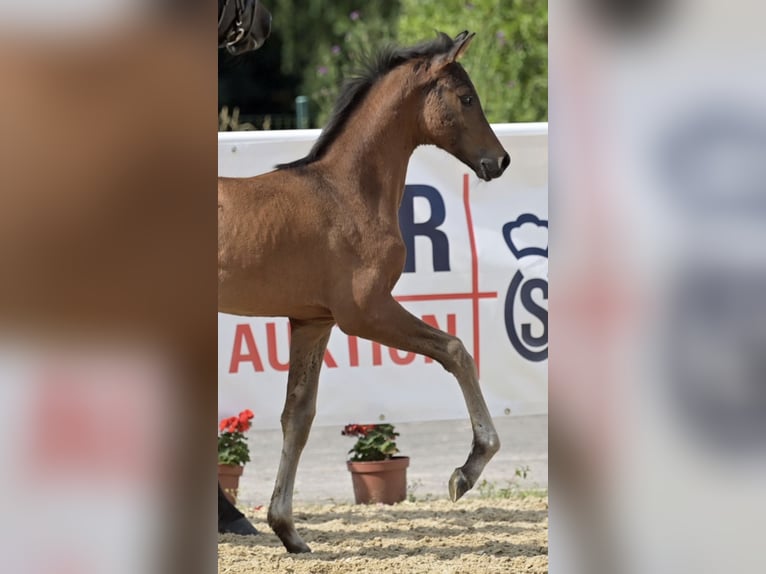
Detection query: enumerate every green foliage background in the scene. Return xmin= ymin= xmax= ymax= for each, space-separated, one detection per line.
xmin=398 ymin=0 xmax=547 ymax=123
xmin=218 ymin=0 xmax=547 ymax=128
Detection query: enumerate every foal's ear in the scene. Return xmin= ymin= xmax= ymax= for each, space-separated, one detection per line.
xmin=431 ymin=31 xmax=475 ymax=71
xmin=448 ymin=31 xmax=475 ymax=62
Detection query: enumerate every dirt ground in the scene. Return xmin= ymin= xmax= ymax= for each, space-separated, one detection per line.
xmin=218 ymin=495 xmax=548 ymax=573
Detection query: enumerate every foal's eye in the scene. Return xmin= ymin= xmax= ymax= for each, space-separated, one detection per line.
xmin=460 ymin=95 xmax=474 ymax=107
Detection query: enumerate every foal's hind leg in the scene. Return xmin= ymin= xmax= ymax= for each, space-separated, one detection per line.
xmin=337 ymin=296 xmax=499 ymax=501
xmin=267 ymin=318 xmax=332 ymax=553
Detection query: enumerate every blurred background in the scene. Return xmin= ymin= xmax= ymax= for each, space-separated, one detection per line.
xmin=550 ymin=0 xmax=766 ymax=572
xmin=218 ymin=0 xmax=548 ymax=130
xmin=0 ymin=4 xmax=217 ymax=574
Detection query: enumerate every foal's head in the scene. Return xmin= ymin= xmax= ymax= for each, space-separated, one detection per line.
xmin=416 ymin=31 xmax=510 ymax=181
xmin=276 ymin=31 xmax=511 ymax=177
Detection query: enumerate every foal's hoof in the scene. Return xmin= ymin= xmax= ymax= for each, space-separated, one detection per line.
xmin=219 ymin=517 xmax=259 ymax=536
xmin=285 ymin=540 xmax=312 ymax=554
xmin=449 ymin=468 xmax=471 ymax=502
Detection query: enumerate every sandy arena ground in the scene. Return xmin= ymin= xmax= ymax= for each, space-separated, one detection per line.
xmin=218 ymin=495 xmax=548 ymax=573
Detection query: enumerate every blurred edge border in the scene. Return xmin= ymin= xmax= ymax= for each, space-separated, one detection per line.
xmin=0 ymin=4 xmax=217 ymax=574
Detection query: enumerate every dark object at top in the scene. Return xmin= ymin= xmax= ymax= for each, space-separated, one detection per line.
xmin=218 ymin=0 xmax=272 ymax=56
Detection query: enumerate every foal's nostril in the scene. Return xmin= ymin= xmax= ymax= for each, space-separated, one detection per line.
xmin=499 ymin=152 xmax=511 ymax=172
xmin=479 ymin=158 xmax=495 ymax=178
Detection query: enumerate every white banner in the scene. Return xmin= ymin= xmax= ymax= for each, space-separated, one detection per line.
xmin=218 ymin=123 xmax=548 ymax=428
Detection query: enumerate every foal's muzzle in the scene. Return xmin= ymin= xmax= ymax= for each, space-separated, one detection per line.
xmin=478 ymin=152 xmax=511 ymax=181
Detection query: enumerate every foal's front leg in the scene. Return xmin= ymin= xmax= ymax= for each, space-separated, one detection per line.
xmin=267 ymin=318 xmax=333 ymax=553
xmin=336 ymin=295 xmax=500 ymax=501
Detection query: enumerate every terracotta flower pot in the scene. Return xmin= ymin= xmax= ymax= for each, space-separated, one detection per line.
xmin=347 ymin=456 xmax=409 ymax=504
xmin=218 ymin=463 xmax=244 ymax=505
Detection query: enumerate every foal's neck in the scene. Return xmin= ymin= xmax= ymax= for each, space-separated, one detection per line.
xmin=321 ymin=67 xmax=421 ymax=220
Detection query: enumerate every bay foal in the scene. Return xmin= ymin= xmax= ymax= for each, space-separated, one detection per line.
xmin=218 ymin=31 xmax=510 ymax=553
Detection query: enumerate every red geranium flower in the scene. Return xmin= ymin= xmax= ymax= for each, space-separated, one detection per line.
xmin=220 ymin=416 xmax=236 ymax=432
xmin=218 ymin=409 xmax=255 ymax=466
xmin=238 ymin=409 xmax=254 ymax=431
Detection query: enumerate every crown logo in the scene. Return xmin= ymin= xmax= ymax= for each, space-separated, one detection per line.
xmin=502 ymin=214 xmax=548 ymax=259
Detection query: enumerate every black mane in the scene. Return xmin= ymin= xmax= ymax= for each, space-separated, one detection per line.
xmin=277 ymin=32 xmax=457 ymax=170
